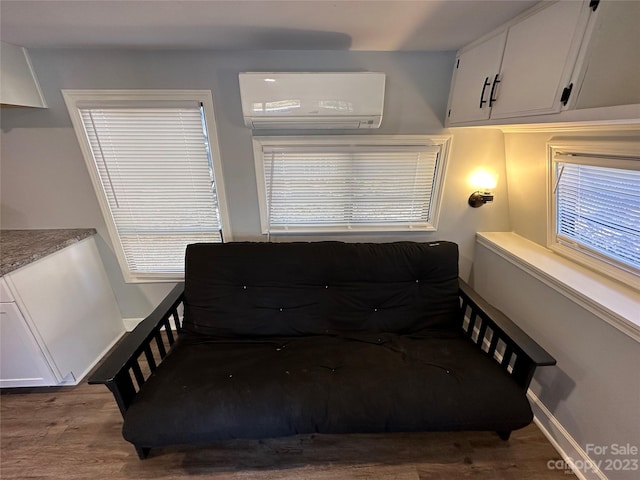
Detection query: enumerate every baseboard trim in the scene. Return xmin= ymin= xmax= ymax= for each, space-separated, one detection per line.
xmin=123 ymin=318 xmax=144 ymax=331
xmin=528 ymin=390 xmax=608 ymax=480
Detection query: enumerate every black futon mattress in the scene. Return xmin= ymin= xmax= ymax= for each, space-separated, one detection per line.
xmin=122 ymin=241 xmax=533 ymax=447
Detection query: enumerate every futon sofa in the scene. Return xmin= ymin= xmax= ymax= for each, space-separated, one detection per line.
xmin=89 ymin=241 xmax=556 ymax=459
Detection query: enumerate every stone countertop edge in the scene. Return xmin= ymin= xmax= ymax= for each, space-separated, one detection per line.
xmin=1 ymin=228 xmax=98 ymax=276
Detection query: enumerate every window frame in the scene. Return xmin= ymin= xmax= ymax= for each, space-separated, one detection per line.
xmin=547 ymin=138 xmax=640 ymax=290
xmin=252 ymin=135 xmax=451 ymax=235
xmin=63 ymin=89 xmax=233 ymax=283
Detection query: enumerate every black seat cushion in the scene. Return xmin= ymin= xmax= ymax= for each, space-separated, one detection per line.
xmin=122 ymin=332 xmax=533 ymax=447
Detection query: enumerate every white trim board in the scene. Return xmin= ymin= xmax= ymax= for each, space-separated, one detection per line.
xmin=528 ymin=390 xmax=608 ymax=480
xmin=476 ymin=232 xmax=640 ymax=343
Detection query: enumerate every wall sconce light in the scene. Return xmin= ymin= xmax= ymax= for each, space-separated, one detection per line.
xmin=468 ymin=191 xmax=494 ymax=207
xmin=468 ymin=170 xmax=497 ymax=208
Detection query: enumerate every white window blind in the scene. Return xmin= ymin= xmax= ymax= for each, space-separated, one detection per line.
xmin=257 ymin=141 xmax=446 ymax=233
xmin=79 ymin=105 xmax=223 ymax=276
xmin=553 ymin=152 xmax=640 ymax=277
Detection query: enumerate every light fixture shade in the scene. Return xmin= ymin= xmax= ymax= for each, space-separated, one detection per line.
xmin=468 ymin=169 xmax=496 ymax=207
xmin=469 ymin=170 xmax=498 ymax=190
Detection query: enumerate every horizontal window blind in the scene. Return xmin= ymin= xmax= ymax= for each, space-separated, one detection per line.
xmin=80 ymin=106 xmax=222 ymax=275
xmin=554 ymin=154 xmax=640 ymax=275
xmin=261 ymin=144 xmax=442 ymax=232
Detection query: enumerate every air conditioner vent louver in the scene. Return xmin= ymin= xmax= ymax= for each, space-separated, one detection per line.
xmin=250 ymin=118 xmax=370 ymax=130
xmin=239 ymin=72 xmax=385 ymax=130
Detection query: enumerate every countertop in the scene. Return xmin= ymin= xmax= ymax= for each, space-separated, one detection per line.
xmin=1 ymin=229 xmax=97 ymax=276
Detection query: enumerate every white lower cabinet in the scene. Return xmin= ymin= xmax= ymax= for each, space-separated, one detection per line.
xmin=0 ymin=302 xmax=57 ymax=387
xmin=0 ymin=237 xmax=124 ymax=387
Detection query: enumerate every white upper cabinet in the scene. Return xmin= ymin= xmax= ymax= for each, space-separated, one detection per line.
xmin=0 ymin=42 xmax=47 ymax=108
xmin=446 ymin=1 xmax=593 ymax=126
xmin=490 ymin=1 xmax=586 ymax=119
xmin=571 ymin=0 xmax=640 ymax=109
xmin=446 ymin=32 xmax=506 ymax=124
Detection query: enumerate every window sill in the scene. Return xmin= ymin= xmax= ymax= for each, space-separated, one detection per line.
xmin=476 ymin=232 xmax=640 ymax=343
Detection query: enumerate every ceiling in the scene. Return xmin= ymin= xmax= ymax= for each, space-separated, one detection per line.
xmin=0 ymin=0 xmax=540 ymax=51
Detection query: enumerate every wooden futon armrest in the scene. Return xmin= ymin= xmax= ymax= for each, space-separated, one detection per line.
xmin=88 ymin=283 xmax=185 ymax=415
xmin=458 ymin=278 xmax=556 ymax=390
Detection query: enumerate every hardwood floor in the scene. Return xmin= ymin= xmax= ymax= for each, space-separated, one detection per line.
xmin=1 ymin=380 xmax=572 ymax=480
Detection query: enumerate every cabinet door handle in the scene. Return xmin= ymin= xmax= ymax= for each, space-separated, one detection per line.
xmin=479 ymin=77 xmax=490 ymax=108
xmin=489 ymin=74 xmax=501 ymax=107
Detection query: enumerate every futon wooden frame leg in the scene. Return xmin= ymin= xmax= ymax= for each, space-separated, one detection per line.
xmin=136 ymin=446 xmax=151 ymax=459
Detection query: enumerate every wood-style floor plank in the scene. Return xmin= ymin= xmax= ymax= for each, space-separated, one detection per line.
xmin=1 ymin=378 xmax=573 ymax=479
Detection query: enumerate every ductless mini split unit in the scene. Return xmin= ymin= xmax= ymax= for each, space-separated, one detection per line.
xmin=239 ymin=72 xmax=386 ymax=130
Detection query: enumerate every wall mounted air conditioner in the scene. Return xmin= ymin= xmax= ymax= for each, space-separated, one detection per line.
xmin=239 ymin=72 xmax=385 ymax=129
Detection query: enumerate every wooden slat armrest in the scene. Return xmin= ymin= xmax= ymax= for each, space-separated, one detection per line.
xmin=458 ymin=279 xmax=556 ymax=367
xmin=458 ymin=278 xmax=556 ymax=391
xmin=88 ymin=283 xmax=185 ymax=385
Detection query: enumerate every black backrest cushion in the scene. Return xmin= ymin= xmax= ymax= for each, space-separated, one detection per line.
xmin=183 ymin=241 xmax=460 ymax=337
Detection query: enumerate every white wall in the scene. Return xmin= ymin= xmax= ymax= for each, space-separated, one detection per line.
xmin=474 ymin=243 xmax=640 ymax=480
xmin=504 ymin=129 xmax=640 ymax=247
xmin=477 ymin=128 xmax=640 ymax=480
xmin=1 ymin=49 xmax=511 ymax=318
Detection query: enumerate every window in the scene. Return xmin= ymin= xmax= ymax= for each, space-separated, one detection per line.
xmin=64 ymin=90 xmax=231 ymax=282
xmin=253 ymin=136 xmax=450 ymax=234
xmin=548 ymin=140 xmax=640 ymax=288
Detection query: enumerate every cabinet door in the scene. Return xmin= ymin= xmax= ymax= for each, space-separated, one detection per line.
xmin=6 ymin=238 xmax=124 ymax=385
xmin=446 ymin=31 xmax=507 ymax=125
xmin=573 ymin=0 xmax=640 ymax=109
xmin=0 ymin=42 xmax=47 ymax=108
xmin=491 ymin=1 xmax=587 ymax=119
xmin=0 ymin=302 xmax=56 ymax=387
